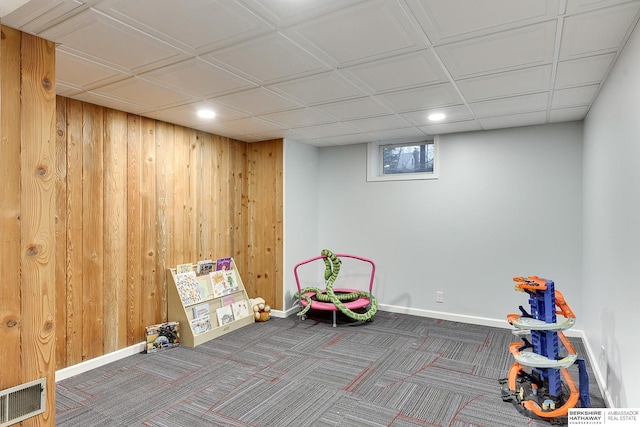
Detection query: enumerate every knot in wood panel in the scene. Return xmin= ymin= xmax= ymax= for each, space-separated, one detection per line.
xmin=42 ymin=77 xmax=53 ymax=90
xmin=35 ymin=165 xmax=47 ymax=176
xmin=26 ymin=244 xmax=40 ymax=257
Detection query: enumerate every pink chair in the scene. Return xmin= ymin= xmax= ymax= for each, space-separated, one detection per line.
xmin=293 ymin=253 xmax=376 ymax=327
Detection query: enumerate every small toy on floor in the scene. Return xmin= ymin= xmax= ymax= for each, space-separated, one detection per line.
xmin=250 ymin=297 xmax=271 ymax=322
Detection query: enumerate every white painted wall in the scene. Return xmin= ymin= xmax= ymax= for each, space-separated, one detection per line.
xmin=314 ymin=122 xmax=583 ymax=323
xmin=283 ymin=139 xmax=321 ymax=310
xmin=582 ymin=21 xmax=640 ymax=408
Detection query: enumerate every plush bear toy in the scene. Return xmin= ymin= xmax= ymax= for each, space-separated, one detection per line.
xmin=250 ymin=297 xmax=271 ymax=322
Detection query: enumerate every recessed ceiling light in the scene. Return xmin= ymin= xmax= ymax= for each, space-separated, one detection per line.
xmin=428 ymin=113 xmax=446 ymax=121
xmin=197 ymin=109 xmax=216 ymax=119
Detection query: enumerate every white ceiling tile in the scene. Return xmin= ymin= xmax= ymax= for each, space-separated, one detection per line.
xmin=565 ymin=0 xmax=639 ymax=15
xmin=400 ymin=105 xmax=474 ymax=126
xmin=340 ymin=49 xmax=449 ymax=94
xmin=551 ymin=85 xmax=599 ymax=108
xmin=549 ymin=106 xmax=589 ymax=122
xmin=141 ymin=58 xmax=257 ymax=98
xmin=295 ymin=122 xmax=360 ymax=139
xmin=1 ymin=0 xmax=82 ymax=33
xmin=418 ymin=120 xmax=482 ymax=135
xmin=470 ymin=92 xmax=549 ymax=118
xmin=268 ymin=71 xmax=364 ymax=106
xmin=212 ymin=87 xmax=302 ymax=115
xmin=560 ymin=2 xmax=640 ymax=60
xmin=56 ymin=48 xmax=128 ymax=90
xmin=258 ymin=108 xmax=336 ymax=128
xmin=555 ymin=54 xmax=616 ymax=89
xmin=216 ymin=117 xmax=285 ymax=134
xmin=363 ymin=127 xmax=430 ymax=142
xmin=287 ymin=0 xmax=427 ymax=67
xmin=0 ymin=0 xmax=37 ymax=18
xmin=145 ymin=101 xmax=248 ymax=128
xmin=405 ymin=0 xmax=560 ymax=43
xmin=93 ymin=77 xmax=193 ymax=109
xmin=73 ymin=91 xmax=148 ymax=114
xmin=377 ymin=83 xmax=463 ymax=112
xmin=457 ymin=65 xmax=552 ymax=102
xmin=314 ymin=97 xmax=391 ymax=121
xmin=41 ymin=8 xmax=188 ymax=72
xmin=94 ymin=0 xmax=273 ymax=53
xmin=202 ymin=31 xmax=329 ymax=84
xmin=345 ymin=115 xmax=411 ymax=133
xmin=249 ymin=128 xmax=315 ymax=142
xmin=436 ymin=20 xmax=557 ymax=79
xmin=55 ymin=81 xmax=83 ymax=97
xmin=478 ymin=111 xmax=548 ymax=129
xmin=237 ymin=0 xmax=364 ymax=27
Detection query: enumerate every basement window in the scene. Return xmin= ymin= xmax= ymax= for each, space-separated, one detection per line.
xmin=367 ymin=137 xmax=438 ymax=182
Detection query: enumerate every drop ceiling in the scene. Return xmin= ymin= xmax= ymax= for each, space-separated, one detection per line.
xmin=3 ymin=0 xmax=640 ymax=146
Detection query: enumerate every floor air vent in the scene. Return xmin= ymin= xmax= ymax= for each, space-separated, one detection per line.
xmin=0 ymin=378 xmax=46 ymax=426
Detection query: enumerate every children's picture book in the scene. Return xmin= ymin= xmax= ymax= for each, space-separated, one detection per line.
xmin=224 ymin=269 xmax=238 ymax=292
xmin=222 ymin=295 xmax=235 ymax=306
xmin=190 ymin=315 xmax=212 ymax=334
xmin=175 ymin=271 xmax=203 ymax=306
xmin=145 ymin=321 xmax=180 ymax=353
xmin=192 ymin=303 xmax=210 ymax=319
xmin=215 ymin=257 xmax=232 ymax=271
xmin=176 ymin=263 xmax=193 ymax=274
xmin=210 ymin=269 xmax=237 ymax=297
xmin=216 ymin=305 xmax=235 ymax=326
xmin=197 ymin=259 xmax=214 ymax=276
xmin=195 ymin=274 xmax=213 ymax=300
xmin=232 ymin=300 xmax=250 ymax=319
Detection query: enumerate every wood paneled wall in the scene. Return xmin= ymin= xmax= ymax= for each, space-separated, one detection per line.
xmin=55 ymin=96 xmax=272 ymax=368
xmin=1 ymin=24 xmax=283 ymax=425
xmin=0 ymin=26 xmax=57 ymax=425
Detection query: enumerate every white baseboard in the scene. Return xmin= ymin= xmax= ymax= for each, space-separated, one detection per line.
xmin=577 ymin=331 xmax=614 ymax=407
xmin=55 ymin=342 xmax=146 ymax=382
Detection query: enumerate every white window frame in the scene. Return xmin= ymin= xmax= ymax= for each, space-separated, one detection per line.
xmin=366 ymin=136 xmax=439 ymax=182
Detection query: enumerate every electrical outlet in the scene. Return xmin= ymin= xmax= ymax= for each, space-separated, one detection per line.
xmin=436 ymin=291 xmax=444 ymax=303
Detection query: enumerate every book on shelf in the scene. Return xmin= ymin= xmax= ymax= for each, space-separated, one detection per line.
xmin=216 ymin=305 xmax=235 ymax=326
xmin=175 ymin=271 xmax=204 ymax=306
xmin=197 ymin=259 xmax=214 ymax=276
xmin=195 ymin=274 xmax=213 ymax=300
xmin=190 ymin=315 xmax=213 ymax=334
xmin=215 ymin=257 xmax=232 ymax=271
xmin=176 ymin=263 xmax=193 ymax=274
xmin=222 ymin=295 xmax=235 ymax=306
xmin=210 ymin=269 xmax=238 ymax=298
xmin=145 ymin=321 xmax=180 ymax=353
xmin=192 ymin=303 xmax=210 ymax=319
xmin=231 ymin=299 xmax=250 ymax=319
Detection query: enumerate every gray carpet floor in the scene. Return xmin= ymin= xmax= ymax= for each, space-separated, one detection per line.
xmin=56 ymin=310 xmax=605 ymax=426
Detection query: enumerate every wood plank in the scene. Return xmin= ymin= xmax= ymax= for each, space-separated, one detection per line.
xmin=54 ymin=96 xmax=68 ymax=370
xmin=197 ymin=132 xmax=213 ymax=260
xmin=245 ymin=139 xmax=283 ymax=308
xmin=126 ymin=114 xmax=143 ymax=345
xmin=185 ymin=129 xmax=198 ymax=262
xmin=103 ymin=108 xmax=128 ymax=351
xmin=81 ymin=102 xmax=104 ymax=361
xmin=140 ymin=117 xmax=158 ymax=327
xmin=0 ymin=25 xmax=23 ymax=389
xmin=20 ymin=31 xmax=57 ymax=425
xmin=155 ymin=120 xmax=174 ymax=323
xmin=65 ymin=99 xmax=84 ymax=365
